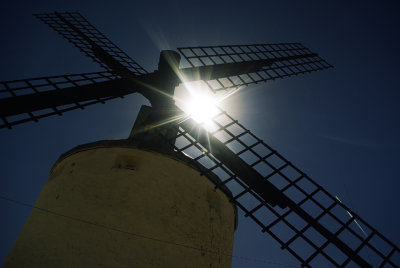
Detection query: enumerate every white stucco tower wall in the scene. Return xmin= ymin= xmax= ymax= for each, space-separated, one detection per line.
xmin=4 ymin=143 xmax=236 ymax=268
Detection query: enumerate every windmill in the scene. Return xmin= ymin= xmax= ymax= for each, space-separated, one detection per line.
xmin=1 ymin=11 xmax=399 ymax=267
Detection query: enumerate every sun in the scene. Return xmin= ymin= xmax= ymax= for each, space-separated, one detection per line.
xmin=174 ymin=81 xmax=221 ymax=130
xmin=185 ymin=91 xmax=219 ymax=123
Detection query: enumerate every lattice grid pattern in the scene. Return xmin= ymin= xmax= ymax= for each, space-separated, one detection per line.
xmin=178 ymin=43 xmax=333 ymax=92
xmin=159 ymin=107 xmax=400 ymax=267
xmin=3 ymin=11 xmax=397 ymax=266
xmin=34 ymin=12 xmax=148 ymax=76
xmin=0 ymin=72 xmax=120 ymax=129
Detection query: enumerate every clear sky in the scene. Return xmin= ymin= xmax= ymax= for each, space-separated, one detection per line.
xmin=0 ymin=0 xmax=399 ymax=267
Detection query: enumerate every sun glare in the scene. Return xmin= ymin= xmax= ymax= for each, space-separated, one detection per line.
xmin=186 ymin=92 xmax=219 ymax=123
xmin=174 ymin=81 xmax=222 ymax=130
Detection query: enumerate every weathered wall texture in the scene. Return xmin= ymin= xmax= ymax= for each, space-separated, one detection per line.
xmin=4 ymin=146 xmax=236 ymax=268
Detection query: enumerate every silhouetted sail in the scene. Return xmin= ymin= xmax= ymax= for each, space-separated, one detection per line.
xmin=161 ymin=107 xmax=400 ymax=267
xmin=34 ymin=12 xmax=148 ymax=76
xmin=2 ymin=11 xmax=399 ymax=268
xmin=178 ymin=43 xmax=332 ymax=92
xmin=0 ymin=72 xmax=124 ymax=128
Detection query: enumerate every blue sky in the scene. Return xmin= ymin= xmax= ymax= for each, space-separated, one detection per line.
xmin=0 ymin=0 xmax=399 ymax=267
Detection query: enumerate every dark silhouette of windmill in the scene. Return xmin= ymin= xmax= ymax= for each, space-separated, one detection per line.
xmin=1 ymin=12 xmax=399 ymax=267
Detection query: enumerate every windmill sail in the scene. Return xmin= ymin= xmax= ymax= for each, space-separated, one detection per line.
xmin=178 ymin=43 xmax=333 ymax=92
xmin=1 ymin=11 xmax=152 ymax=129
xmin=158 ymin=106 xmax=400 ymax=267
xmin=2 ymin=11 xmax=399 ymax=267
xmin=0 ymin=72 xmax=122 ymax=128
xmin=34 ymin=12 xmax=148 ymax=76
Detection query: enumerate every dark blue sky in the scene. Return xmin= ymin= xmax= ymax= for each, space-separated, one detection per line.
xmin=1 ymin=0 xmax=399 ymax=267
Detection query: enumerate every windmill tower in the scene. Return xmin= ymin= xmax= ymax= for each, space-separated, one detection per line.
xmin=1 ymin=12 xmax=399 ymax=267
